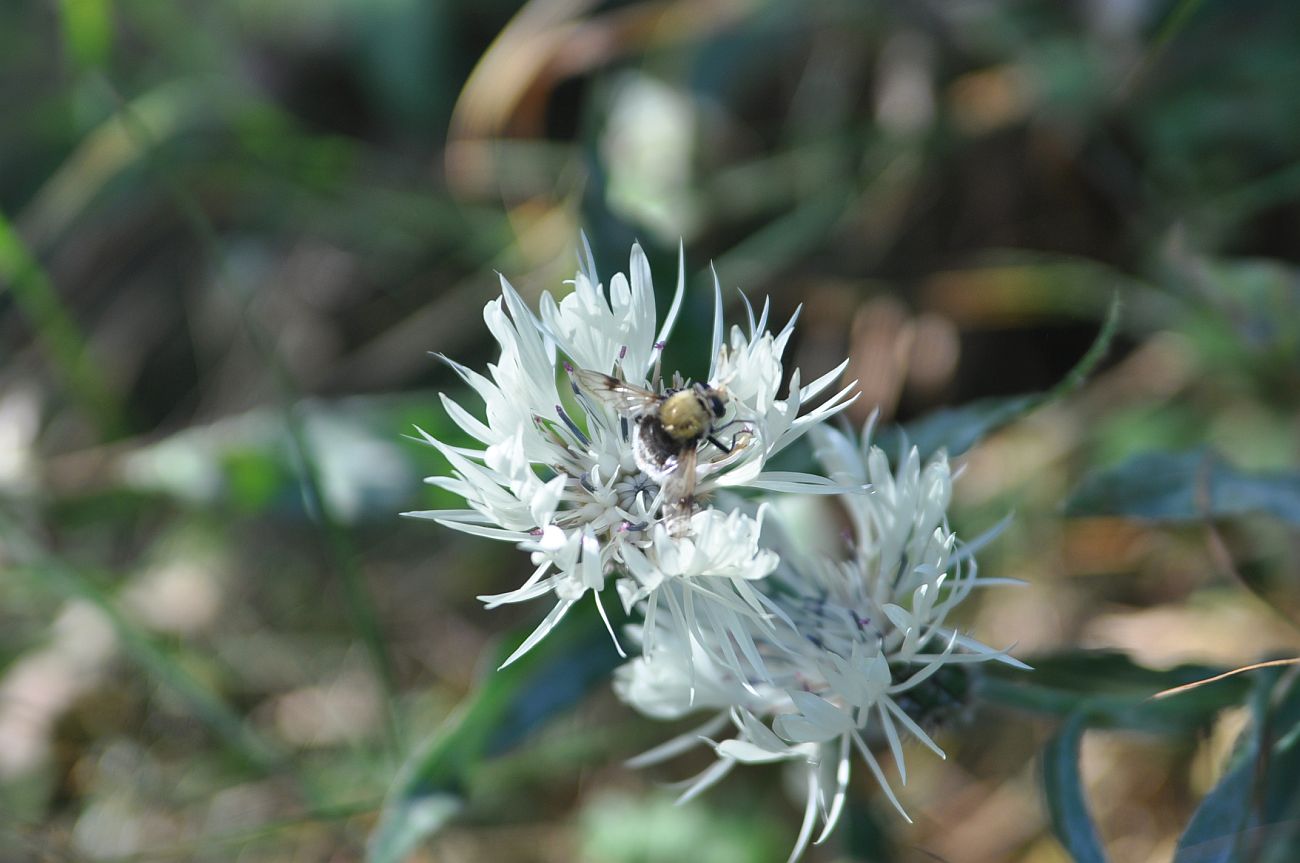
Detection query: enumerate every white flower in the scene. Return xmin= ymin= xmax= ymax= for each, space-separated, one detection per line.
xmin=407 ymin=237 xmax=856 ymax=667
xmin=613 ymin=624 xmax=770 ymax=722
xmin=616 ymin=419 xmax=1028 ymax=861
xmin=619 ymin=506 xmax=784 ymax=684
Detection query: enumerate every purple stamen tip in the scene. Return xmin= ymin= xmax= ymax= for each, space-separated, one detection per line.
xmin=618 ymin=345 xmax=628 ymax=359
xmin=654 ymin=341 xmax=666 ymax=350
xmin=529 ymin=528 xmax=544 ymax=537
xmin=562 ymin=360 xmax=575 ymax=373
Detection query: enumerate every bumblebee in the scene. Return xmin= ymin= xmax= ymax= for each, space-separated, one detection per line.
xmin=568 ymin=367 xmax=737 ymax=528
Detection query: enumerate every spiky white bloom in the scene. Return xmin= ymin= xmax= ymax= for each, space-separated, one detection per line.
xmin=407 ymin=238 xmax=856 ymax=667
xmin=616 ymin=421 xmax=1028 ymax=862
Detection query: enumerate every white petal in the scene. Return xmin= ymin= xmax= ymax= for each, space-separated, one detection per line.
xmin=715 ymin=739 xmax=798 ymax=764
xmin=625 ymin=713 xmax=730 ymax=768
xmin=497 ymin=599 xmax=576 ymax=669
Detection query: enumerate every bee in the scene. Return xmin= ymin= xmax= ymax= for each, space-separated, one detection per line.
xmin=567 ymin=366 xmax=739 ymax=530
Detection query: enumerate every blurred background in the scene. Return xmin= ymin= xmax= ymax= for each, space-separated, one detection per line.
xmin=3 ymin=0 xmax=1300 ymax=860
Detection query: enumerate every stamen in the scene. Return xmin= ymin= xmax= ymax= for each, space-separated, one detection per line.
xmin=533 ymin=414 xmax=567 ymax=447
xmin=651 ymin=346 xmax=664 ymax=389
xmin=556 ymin=404 xmax=590 ymax=446
xmin=579 ymin=472 xmax=597 ymax=493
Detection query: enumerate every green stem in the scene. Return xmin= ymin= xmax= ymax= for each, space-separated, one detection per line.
xmin=0 ymin=211 xmax=126 ymax=438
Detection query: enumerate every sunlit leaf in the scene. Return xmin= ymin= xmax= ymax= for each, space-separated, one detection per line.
xmin=1042 ymin=713 xmax=1109 ymax=863
xmin=1065 ymin=448 xmax=1300 ymax=525
xmin=58 ymin=0 xmax=113 ymax=70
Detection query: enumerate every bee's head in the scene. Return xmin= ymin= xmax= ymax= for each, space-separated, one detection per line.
xmin=693 ymin=383 xmax=728 ymax=419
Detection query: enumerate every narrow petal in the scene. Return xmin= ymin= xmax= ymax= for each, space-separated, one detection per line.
xmin=786 ymin=766 xmax=820 ymax=863
xmin=653 ymin=240 xmax=687 ymax=361
xmin=814 ymin=736 xmax=852 ymax=846
xmin=497 ymin=599 xmax=576 ymax=669
xmin=708 ymin=263 xmax=724 ymax=380
xmin=625 ymin=713 xmax=730 ymax=768
xmin=674 ymin=757 xmax=735 ymax=805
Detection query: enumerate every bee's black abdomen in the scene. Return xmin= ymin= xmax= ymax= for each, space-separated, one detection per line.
xmin=633 ymin=415 xmax=689 ymax=477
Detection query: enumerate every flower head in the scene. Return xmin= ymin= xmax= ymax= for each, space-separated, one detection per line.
xmin=615 ymin=420 xmax=1027 ymax=860
xmin=410 ymin=235 xmax=1031 ymax=858
xmin=408 ymin=238 xmax=855 ymax=666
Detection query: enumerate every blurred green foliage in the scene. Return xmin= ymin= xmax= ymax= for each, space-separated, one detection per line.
xmin=2 ymin=0 xmax=1300 ymax=861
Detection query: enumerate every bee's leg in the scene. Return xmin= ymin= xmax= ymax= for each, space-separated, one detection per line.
xmin=707 ymin=434 xmax=734 ymax=454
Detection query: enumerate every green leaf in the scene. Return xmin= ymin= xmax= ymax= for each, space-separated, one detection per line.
xmin=1173 ymin=671 xmax=1283 ymax=863
xmin=876 ymin=294 xmax=1120 ymax=460
xmin=1176 ymin=741 xmax=1258 ymax=863
xmin=1170 ymin=667 xmax=1300 ymax=863
xmin=1064 ymin=449 xmax=1300 ymax=525
xmin=1042 ymin=713 xmax=1109 ymax=863
xmin=1259 ymin=675 xmax=1300 ymax=863
xmin=981 ymin=651 xmax=1249 ymax=734
xmin=58 ymin=0 xmax=113 ymax=70
xmin=0 ymin=208 xmax=123 ymax=437
xmin=367 ymin=599 xmax=622 ymax=863
xmin=876 ymin=393 xmax=1040 ymax=463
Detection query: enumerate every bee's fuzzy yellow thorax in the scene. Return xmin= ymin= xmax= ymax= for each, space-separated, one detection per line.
xmin=659 ymin=391 xmax=708 ymax=440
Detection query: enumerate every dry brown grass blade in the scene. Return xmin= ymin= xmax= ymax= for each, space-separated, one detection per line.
xmin=1150 ymin=658 xmax=1300 ymax=700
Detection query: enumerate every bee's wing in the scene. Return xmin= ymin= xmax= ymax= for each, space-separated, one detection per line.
xmin=569 ymin=368 xmax=661 ymax=417
xmin=661 ymin=444 xmax=699 ymax=536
